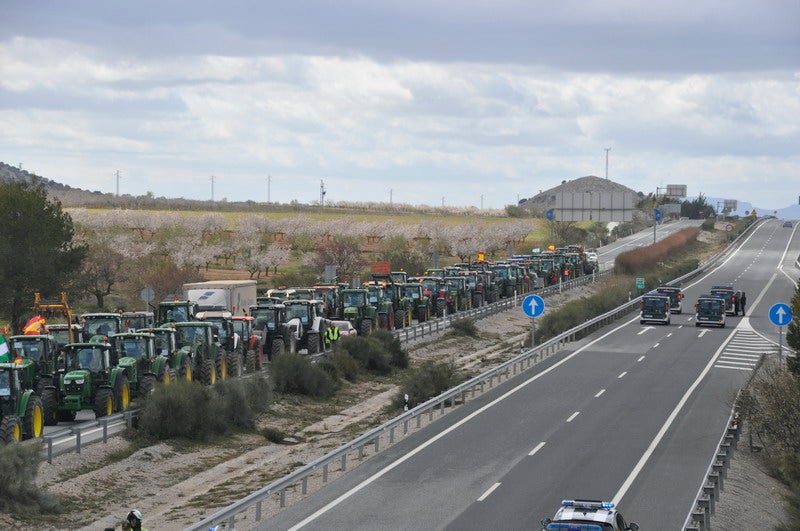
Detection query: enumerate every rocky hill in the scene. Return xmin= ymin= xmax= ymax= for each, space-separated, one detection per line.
xmin=519 ymin=175 xmax=646 ymax=215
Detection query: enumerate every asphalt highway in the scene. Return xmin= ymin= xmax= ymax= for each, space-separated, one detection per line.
xmin=261 ymin=218 xmax=800 ymax=531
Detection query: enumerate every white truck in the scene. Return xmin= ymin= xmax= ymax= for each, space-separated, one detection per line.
xmin=182 ymin=280 xmax=257 ymax=315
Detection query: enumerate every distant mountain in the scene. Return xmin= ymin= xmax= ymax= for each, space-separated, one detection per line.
xmin=700 ymin=195 xmax=799 ymax=220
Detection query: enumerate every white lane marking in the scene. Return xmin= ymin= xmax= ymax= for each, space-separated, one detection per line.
xmin=595 ymin=389 xmax=606 ymax=398
xmin=666 ymin=333 xmax=673 ymax=338
xmin=618 ymin=371 xmax=627 ymax=379
xmin=528 ymin=442 xmax=546 ymax=456
xmin=566 ymin=411 xmax=580 ymax=422
xmin=288 ymin=315 xmax=643 ymax=530
xmin=714 ymin=365 xmax=753 ymax=371
xmin=637 ymin=327 xmax=653 ymax=335
xmin=698 ymin=329 xmax=709 ymax=338
xmin=637 ymin=356 xmax=645 ymax=362
xmin=477 ymin=482 xmax=501 ymax=502
xmin=653 ymin=343 xmax=660 ymax=348
xmin=716 ymin=359 xmax=756 ymax=366
xmin=613 ymin=326 xmax=738 ymax=507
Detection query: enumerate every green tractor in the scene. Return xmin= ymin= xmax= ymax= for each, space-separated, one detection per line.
xmin=148 ymin=326 xmax=193 ymax=382
xmin=196 ymin=311 xmax=243 ymax=378
xmin=372 ymin=274 xmax=413 ymax=329
xmin=6 ymin=334 xmax=60 ymax=422
xmin=232 ymin=315 xmax=263 ymax=373
xmin=0 ymin=363 xmax=44 ymax=443
xmin=400 ymin=282 xmax=431 ymax=323
xmin=249 ymin=303 xmax=291 ymax=361
xmin=443 ymin=276 xmax=472 ymax=313
xmin=171 ymin=321 xmax=226 ymax=385
xmin=80 ymin=312 xmax=125 ymax=337
xmin=110 ymin=332 xmax=173 ymax=399
xmin=341 ymin=289 xmax=378 ymax=336
xmin=157 ymin=298 xmax=200 ymax=326
xmin=51 ymin=339 xmax=131 ymax=420
xmin=365 ymin=284 xmax=396 ymax=330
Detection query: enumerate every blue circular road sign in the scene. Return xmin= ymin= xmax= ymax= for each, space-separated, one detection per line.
xmin=769 ymin=303 xmax=793 ymax=326
xmin=522 ymin=294 xmax=545 ymax=318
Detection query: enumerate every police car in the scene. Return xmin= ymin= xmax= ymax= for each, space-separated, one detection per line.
xmin=695 ymin=293 xmax=726 ymax=327
xmin=541 ymin=499 xmax=640 ymax=531
xmin=639 ymin=292 xmax=671 ymax=325
xmin=709 ymin=285 xmax=741 ymax=316
xmin=654 ymin=285 xmax=683 ymax=314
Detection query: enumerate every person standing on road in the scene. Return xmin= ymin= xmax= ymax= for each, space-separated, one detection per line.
xmin=324 ymin=323 xmax=340 ymax=348
xmin=740 ymin=292 xmax=747 ymax=316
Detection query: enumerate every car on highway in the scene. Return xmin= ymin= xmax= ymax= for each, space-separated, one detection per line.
xmin=640 ymin=292 xmax=671 ymax=325
xmin=541 ymin=499 xmax=639 ymax=531
xmin=783 ymin=220 xmax=793 ymax=228
xmin=330 ymin=320 xmax=357 ymax=336
xmin=695 ymin=293 xmax=726 ymax=327
xmin=655 ymin=285 xmax=684 ymax=313
xmin=709 ymin=285 xmax=741 ymax=316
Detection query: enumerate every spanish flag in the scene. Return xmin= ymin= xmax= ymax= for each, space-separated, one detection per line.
xmin=22 ymin=315 xmax=46 ymax=335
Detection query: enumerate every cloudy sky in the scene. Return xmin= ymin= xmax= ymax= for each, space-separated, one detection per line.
xmin=1 ymin=1 xmax=798 ymax=210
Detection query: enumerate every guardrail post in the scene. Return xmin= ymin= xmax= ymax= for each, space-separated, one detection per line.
xmin=280 ymin=488 xmax=286 ymax=507
xmin=440 ymin=401 xmax=445 ymax=416
xmin=703 ymin=483 xmax=716 ymax=515
xmin=75 ymin=428 xmax=81 ymax=454
xmin=389 ymin=426 xmax=395 ymax=444
xmin=375 ymin=436 xmax=380 ymax=452
xmin=461 ymin=390 xmax=466 ymax=405
xmin=47 ymin=438 xmax=53 ymax=464
xmin=404 ymin=419 xmax=409 ymax=434
xmin=416 ymin=415 xmax=421 ymax=428
xmin=256 ymin=500 xmax=262 ymax=521
xmin=101 ymin=418 xmax=108 ymax=443
xmin=698 ymin=496 xmax=711 ymax=529
xmin=691 ymin=509 xmax=706 ymax=530
xmin=358 ymin=445 xmax=364 ymax=460
xmin=302 ymin=477 xmax=308 ymax=495
xmin=323 ymin=463 xmax=329 ymax=483
xmin=341 ymin=453 xmax=347 ymax=472
xmin=126 ymin=410 xmax=133 ymax=429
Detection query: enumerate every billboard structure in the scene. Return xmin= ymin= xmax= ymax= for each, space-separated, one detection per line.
xmin=723 ymin=199 xmax=738 ymax=212
xmin=664 ymin=185 xmax=688 ymax=199
xmin=553 ymin=192 xmax=634 ymax=222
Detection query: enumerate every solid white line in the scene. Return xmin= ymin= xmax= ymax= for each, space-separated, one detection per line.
xmin=528 ymin=442 xmax=546 ymax=456
xmin=637 ymin=356 xmax=645 ymax=362
xmin=595 ymin=389 xmax=606 ymax=398
xmin=618 ymin=371 xmax=627 ymax=379
xmin=566 ymin=412 xmax=580 ymax=422
xmin=477 ymin=482 xmax=501 ymax=502
xmin=612 ymin=326 xmax=738 ymax=506
xmin=288 ymin=315 xmax=642 ymax=530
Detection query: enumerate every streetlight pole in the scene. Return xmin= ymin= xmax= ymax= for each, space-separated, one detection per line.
xmin=115 ymin=169 xmax=122 ymax=197
xmin=267 ymin=175 xmax=271 ymax=203
xmin=605 ymin=148 xmax=611 ymax=179
xmin=210 ymin=175 xmax=215 ymax=202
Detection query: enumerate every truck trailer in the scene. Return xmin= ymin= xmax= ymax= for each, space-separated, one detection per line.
xmin=182 ymin=280 xmax=257 ymax=315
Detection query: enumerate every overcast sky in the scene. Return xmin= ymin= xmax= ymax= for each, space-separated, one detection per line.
xmin=1 ymin=1 xmax=798 ymax=210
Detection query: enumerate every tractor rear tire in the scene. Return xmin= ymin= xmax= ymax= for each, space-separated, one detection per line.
xmin=23 ymin=395 xmax=44 ymax=440
xmin=140 ymin=375 xmax=156 ymax=398
xmin=36 ymin=376 xmax=53 ymax=398
xmin=94 ymin=388 xmax=114 ymax=418
xmin=245 ymin=350 xmax=257 ymax=373
xmin=228 ymin=352 xmax=243 ymax=378
xmin=41 ymin=387 xmax=59 ymax=426
xmin=395 ymin=308 xmax=405 ymax=329
xmin=157 ymin=363 xmax=171 ymax=384
xmin=436 ymin=299 xmax=446 ymax=317
xmin=307 ymin=333 xmax=320 ymax=354
xmin=200 ymin=359 xmax=216 ymax=385
xmin=0 ymin=415 xmax=21 ymax=444
xmin=271 ymin=338 xmax=285 ymax=360
xmin=360 ymin=318 xmax=372 ymax=336
xmin=115 ymin=375 xmax=131 ymax=412
xmin=473 ymin=293 xmax=483 ymax=308
xmin=216 ymin=356 xmax=228 ymax=381
xmin=417 ymin=306 xmax=427 ymax=323
xmin=377 ymin=313 xmax=387 ymax=330
xmin=179 ymin=356 xmax=192 ymax=382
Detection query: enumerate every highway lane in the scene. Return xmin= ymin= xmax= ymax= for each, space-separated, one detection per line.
xmin=261 ymin=218 xmax=790 ymax=530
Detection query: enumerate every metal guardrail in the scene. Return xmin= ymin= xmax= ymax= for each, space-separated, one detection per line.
xmin=188 ymin=221 xmax=764 ymax=530
xmin=43 ymin=409 xmax=138 ymax=463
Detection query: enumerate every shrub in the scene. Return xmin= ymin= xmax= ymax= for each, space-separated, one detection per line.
xmin=394 ymin=360 xmax=460 ymax=409
xmin=0 ymin=441 xmax=60 ymax=514
xmin=261 ymin=426 xmax=287 ymax=444
xmin=139 ymin=381 xmax=229 ymax=440
xmin=335 ymin=331 xmax=409 ymax=374
xmin=615 ymin=227 xmax=699 ymax=275
xmin=212 ymin=376 xmax=273 ymax=430
xmin=701 ymin=218 xmax=716 ymax=231
xmin=330 ymin=350 xmax=360 ymax=382
xmin=270 ymin=353 xmax=336 ymax=397
xmin=449 ymin=318 xmax=479 ymax=338
xmin=369 ymin=329 xmax=409 ymax=369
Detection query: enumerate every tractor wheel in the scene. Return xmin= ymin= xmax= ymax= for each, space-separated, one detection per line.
xmin=157 ymin=363 xmax=171 ymax=384
xmin=57 ymin=410 xmax=76 ymax=422
xmin=227 ymin=352 xmax=243 ymax=378
xmin=473 ymin=293 xmax=483 ymax=308
xmin=179 ymin=356 xmax=192 ymax=382
xmin=307 ymin=333 xmax=320 ymax=354
xmin=271 ymin=338 xmax=285 ymax=361
xmin=36 ymin=376 xmax=53 ymax=397
xmin=245 ymin=350 xmax=257 ymax=373
xmin=360 ymin=318 xmax=372 ymax=336
xmin=377 ymin=313 xmax=387 ymax=329
xmin=94 ymin=388 xmax=114 ymax=418
xmin=41 ymin=387 xmax=59 ymax=426
xmin=436 ymin=299 xmax=446 ymax=317
xmin=200 ymin=359 xmax=216 ymax=385
xmin=395 ymin=308 xmax=405 ymax=329
xmin=23 ymin=395 xmax=44 ymax=440
xmin=417 ymin=306 xmax=426 ymax=323
xmin=139 ymin=375 xmax=156 ymax=398
xmin=216 ymin=355 xmax=228 ymax=381
xmin=115 ymin=375 xmax=131 ymax=412
xmin=0 ymin=416 xmax=21 ymax=444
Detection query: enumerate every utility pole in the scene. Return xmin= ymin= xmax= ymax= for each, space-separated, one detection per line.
xmin=267 ymin=175 xmax=271 ymax=203
xmin=389 ymin=188 xmax=393 ymax=207
xmin=441 ymin=197 xmax=445 ymax=207
xmin=481 ymin=194 xmax=484 ymax=209
xmin=605 ymin=148 xmax=611 ymax=179
xmin=115 ymin=169 xmax=122 ymax=196
xmin=211 ymin=175 xmax=216 ymax=201
xmin=320 ymin=179 xmax=326 ymax=207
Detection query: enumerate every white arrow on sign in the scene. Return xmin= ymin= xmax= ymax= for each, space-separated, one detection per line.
xmin=776 ymin=307 xmax=787 ymax=325
xmin=528 ymin=297 xmax=539 ymax=314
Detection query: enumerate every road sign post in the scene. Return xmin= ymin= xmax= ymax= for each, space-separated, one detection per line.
xmin=769 ymin=303 xmax=793 ymax=366
xmin=522 ymin=295 xmax=545 ymax=348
